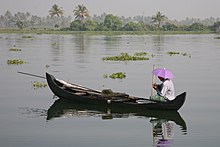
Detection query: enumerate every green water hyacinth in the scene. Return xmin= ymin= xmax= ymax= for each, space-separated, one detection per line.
xmin=167 ymin=51 xmax=180 ymax=56
xmin=22 ymin=35 xmax=32 ymax=38
xmin=109 ymin=72 xmax=126 ymax=79
xmin=7 ymin=59 xmax=25 ymax=65
xmin=134 ymin=52 xmax=147 ymax=56
xmin=9 ymin=48 xmax=22 ymax=51
xmin=102 ymin=52 xmax=149 ymax=61
xmin=214 ymin=36 xmax=220 ymax=39
xmin=32 ymin=81 xmax=47 ymax=88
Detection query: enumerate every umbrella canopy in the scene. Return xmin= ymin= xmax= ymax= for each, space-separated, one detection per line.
xmin=152 ymin=68 xmax=174 ymax=79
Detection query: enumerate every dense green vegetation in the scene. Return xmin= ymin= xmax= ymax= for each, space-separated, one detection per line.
xmin=1 ymin=4 xmax=220 ymax=34
xmin=152 ymin=11 xmax=166 ymax=30
xmin=7 ymin=59 xmax=25 ymax=65
xmin=22 ymin=35 xmax=33 ymax=38
xmin=214 ymin=36 xmax=220 ymax=39
xmin=104 ymin=72 xmax=126 ymax=79
xmin=9 ymin=48 xmax=22 ymax=51
xmin=167 ymin=51 xmax=180 ymax=55
xmin=102 ymin=52 xmax=149 ymax=61
xmin=67 ymin=15 xmax=219 ymax=33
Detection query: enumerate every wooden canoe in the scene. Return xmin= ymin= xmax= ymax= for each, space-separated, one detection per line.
xmin=46 ymin=73 xmax=186 ymax=111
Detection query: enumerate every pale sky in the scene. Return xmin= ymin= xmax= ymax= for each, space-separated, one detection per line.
xmin=0 ymin=0 xmax=219 ymax=20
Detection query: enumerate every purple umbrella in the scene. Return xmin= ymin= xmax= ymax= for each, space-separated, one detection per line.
xmin=152 ymin=68 xmax=174 ymax=79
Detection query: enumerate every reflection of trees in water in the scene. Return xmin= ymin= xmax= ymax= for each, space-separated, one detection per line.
xmin=72 ymin=34 xmax=93 ymax=69
xmin=151 ymin=35 xmax=166 ymax=64
xmin=104 ymin=36 xmax=121 ymax=47
xmin=74 ymin=34 xmax=85 ymax=53
xmin=103 ymin=36 xmax=127 ymax=53
xmin=51 ymin=35 xmax=61 ymax=50
xmin=152 ymin=35 xmax=165 ymax=51
xmin=50 ymin=34 xmax=63 ymax=62
xmin=73 ymin=34 xmax=93 ymax=54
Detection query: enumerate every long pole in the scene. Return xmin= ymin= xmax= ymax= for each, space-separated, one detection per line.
xmin=151 ymin=65 xmax=155 ymax=96
xmin=18 ymin=71 xmax=101 ymax=93
xmin=17 ymin=71 xmax=45 ymax=79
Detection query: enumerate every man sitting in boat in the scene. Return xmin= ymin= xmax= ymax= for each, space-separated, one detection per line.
xmin=150 ymin=68 xmax=175 ymax=102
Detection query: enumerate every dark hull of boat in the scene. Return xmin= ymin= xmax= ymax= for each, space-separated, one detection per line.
xmin=46 ymin=73 xmax=186 ymax=111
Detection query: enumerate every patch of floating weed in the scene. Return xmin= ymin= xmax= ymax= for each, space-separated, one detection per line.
xmin=102 ymin=52 xmax=149 ymax=61
xmin=104 ymin=72 xmax=126 ymax=79
xmin=45 ymin=64 xmax=50 ymax=68
xmin=214 ymin=36 xmax=220 ymax=39
xmin=134 ymin=52 xmax=147 ymax=56
xmin=181 ymin=52 xmax=191 ymax=57
xmin=22 ymin=35 xmax=32 ymax=38
xmin=9 ymin=48 xmax=22 ymax=51
xmin=151 ymin=54 xmax=155 ymax=58
xmin=110 ymin=72 xmax=126 ymax=79
xmin=167 ymin=51 xmax=191 ymax=58
xmin=51 ymin=43 xmax=57 ymax=46
xmin=32 ymin=81 xmax=47 ymax=89
xmin=167 ymin=51 xmax=180 ymax=56
xmin=7 ymin=59 xmax=25 ymax=65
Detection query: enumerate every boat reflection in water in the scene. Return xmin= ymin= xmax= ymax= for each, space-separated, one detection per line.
xmin=47 ymin=99 xmax=187 ymax=146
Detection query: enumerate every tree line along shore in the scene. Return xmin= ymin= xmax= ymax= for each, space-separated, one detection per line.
xmin=0 ymin=4 xmax=220 ymax=34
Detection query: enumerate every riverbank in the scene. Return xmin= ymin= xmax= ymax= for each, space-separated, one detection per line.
xmin=0 ymin=28 xmax=213 ymax=35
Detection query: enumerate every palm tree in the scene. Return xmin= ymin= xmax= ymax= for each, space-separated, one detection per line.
xmin=152 ymin=11 xmax=166 ymax=30
xmin=73 ymin=4 xmax=90 ymax=30
xmin=49 ymin=4 xmax=64 ymax=28
xmin=49 ymin=4 xmax=64 ymax=18
xmin=73 ymin=4 xmax=90 ymax=21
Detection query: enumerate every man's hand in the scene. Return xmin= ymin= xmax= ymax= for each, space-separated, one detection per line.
xmin=153 ymin=83 xmax=157 ymax=89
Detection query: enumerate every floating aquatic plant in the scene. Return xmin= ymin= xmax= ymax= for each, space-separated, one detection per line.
xmin=45 ymin=64 xmax=50 ymax=68
xmin=9 ymin=48 xmax=22 ymax=51
xmin=110 ymin=72 xmax=126 ymax=79
xmin=7 ymin=59 xmax=25 ymax=65
xmin=102 ymin=52 xmax=149 ymax=61
xmin=167 ymin=51 xmax=180 ymax=56
xmin=167 ymin=51 xmax=191 ymax=58
xmin=51 ymin=43 xmax=57 ymax=46
xmin=32 ymin=81 xmax=47 ymax=89
xmin=104 ymin=72 xmax=126 ymax=79
xmin=214 ymin=36 xmax=220 ymax=39
xmin=133 ymin=52 xmax=147 ymax=56
xmin=151 ymin=54 xmax=155 ymax=58
xmin=22 ymin=35 xmax=32 ymax=38
xmin=182 ymin=52 xmax=191 ymax=58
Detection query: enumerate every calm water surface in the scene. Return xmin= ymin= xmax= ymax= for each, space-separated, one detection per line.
xmin=0 ymin=33 xmax=220 ymax=147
